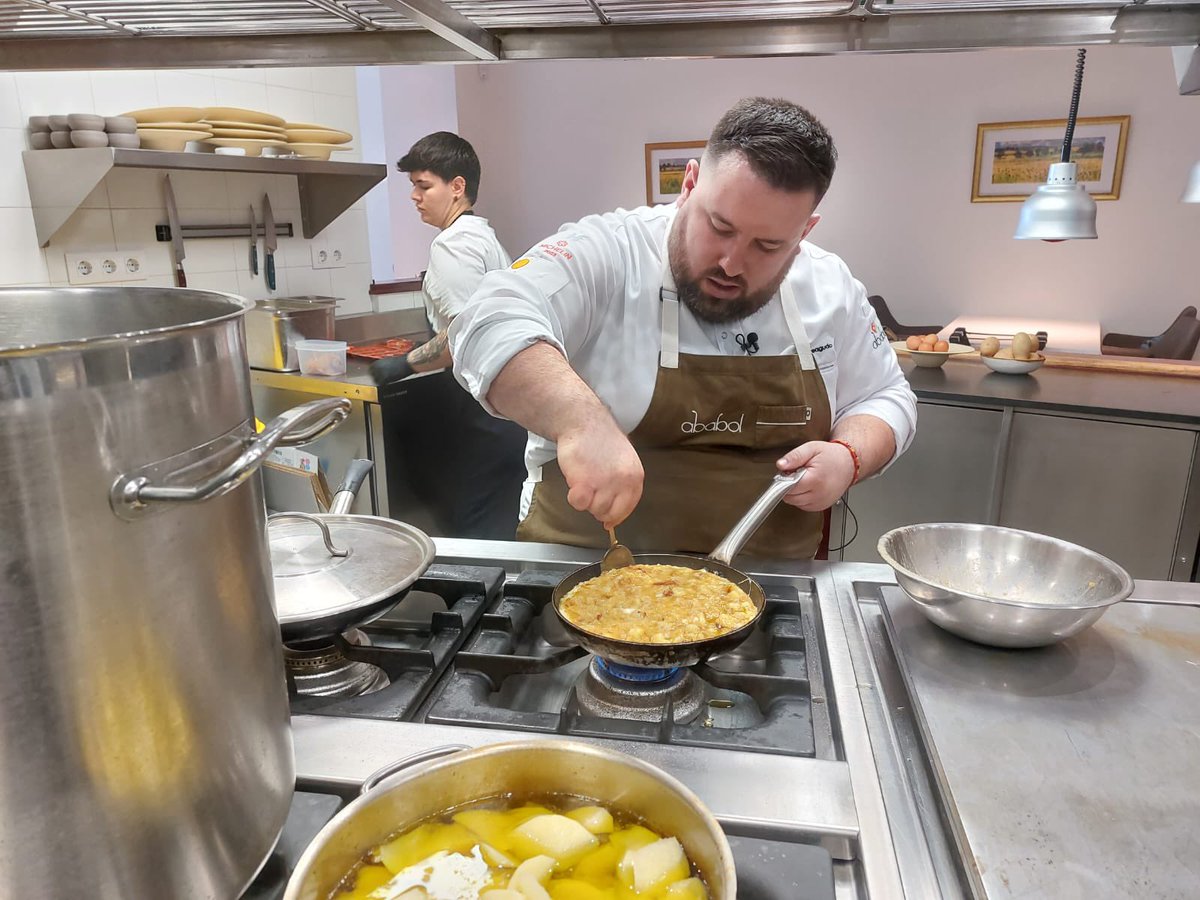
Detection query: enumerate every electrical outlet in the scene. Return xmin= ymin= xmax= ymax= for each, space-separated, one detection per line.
xmin=65 ymin=250 xmax=148 ymax=285
xmin=311 ymin=243 xmax=346 ymax=270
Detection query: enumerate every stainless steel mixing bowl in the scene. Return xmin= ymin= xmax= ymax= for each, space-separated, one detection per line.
xmin=877 ymin=523 xmax=1134 ymax=648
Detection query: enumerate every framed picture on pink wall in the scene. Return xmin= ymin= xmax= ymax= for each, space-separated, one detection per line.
xmin=971 ymin=116 xmax=1130 ymax=202
xmin=645 ymin=141 xmax=706 ymax=205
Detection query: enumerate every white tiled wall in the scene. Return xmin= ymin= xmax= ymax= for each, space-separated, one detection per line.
xmin=0 ymin=66 xmax=375 ymax=314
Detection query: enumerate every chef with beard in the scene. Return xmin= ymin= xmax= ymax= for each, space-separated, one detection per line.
xmin=448 ymin=97 xmax=917 ymax=559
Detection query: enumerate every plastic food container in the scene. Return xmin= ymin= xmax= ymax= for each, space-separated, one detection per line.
xmin=295 ymin=339 xmax=347 ymax=377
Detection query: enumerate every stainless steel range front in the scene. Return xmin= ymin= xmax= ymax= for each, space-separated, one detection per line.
xmin=244 ymin=540 xmax=961 ymax=900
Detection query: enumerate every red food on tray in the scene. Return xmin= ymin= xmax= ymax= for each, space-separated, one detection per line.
xmin=347 ymin=338 xmax=416 ymax=360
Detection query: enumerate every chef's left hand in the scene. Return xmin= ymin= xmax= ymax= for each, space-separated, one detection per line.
xmin=776 ymin=442 xmax=855 ymax=511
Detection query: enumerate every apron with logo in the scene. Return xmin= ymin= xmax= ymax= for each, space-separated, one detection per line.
xmin=517 ymin=233 xmax=833 ymax=559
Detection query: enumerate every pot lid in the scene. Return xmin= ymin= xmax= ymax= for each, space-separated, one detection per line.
xmin=268 ymin=512 xmax=435 ymax=627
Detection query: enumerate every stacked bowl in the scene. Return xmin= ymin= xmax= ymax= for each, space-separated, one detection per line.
xmin=28 ymin=114 xmax=140 ymax=150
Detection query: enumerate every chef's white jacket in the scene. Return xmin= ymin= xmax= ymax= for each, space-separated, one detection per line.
xmin=421 ymin=214 xmax=511 ymax=333
xmin=450 ymin=204 xmax=917 ymax=483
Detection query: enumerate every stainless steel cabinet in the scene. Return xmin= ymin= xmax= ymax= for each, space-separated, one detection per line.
xmin=998 ymin=413 xmax=1198 ymax=581
xmin=839 ymin=402 xmax=1005 ymax=563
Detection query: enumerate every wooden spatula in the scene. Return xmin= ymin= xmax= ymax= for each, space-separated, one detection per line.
xmin=601 ymin=526 xmax=634 ymax=572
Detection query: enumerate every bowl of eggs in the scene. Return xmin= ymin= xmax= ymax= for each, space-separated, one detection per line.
xmin=979 ymin=332 xmax=1045 ymax=375
xmin=892 ymin=333 xmax=975 ymax=368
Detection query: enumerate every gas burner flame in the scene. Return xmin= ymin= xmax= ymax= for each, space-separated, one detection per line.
xmin=594 ymin=657 xmax=682 ymax=685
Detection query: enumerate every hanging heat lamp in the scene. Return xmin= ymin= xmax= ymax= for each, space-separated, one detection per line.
xmin=1014 ymin=49 xmax=1098 ymax=241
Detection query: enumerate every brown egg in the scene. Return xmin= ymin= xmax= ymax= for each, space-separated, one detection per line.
xmin=934 ymin=340 xmax=949 ymax=352
xmin=926 ymin=333 xmax=940 ymax=344
xmin=980 ymin=336 xmax=1001 ymax=358
xmin=995 ymin=348 xmax=1015 ymax=360
xmin=906 ymin=335 xmax=922 ymax=351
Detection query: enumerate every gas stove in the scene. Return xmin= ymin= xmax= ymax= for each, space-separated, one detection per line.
xmin=245 ymin=542 xmax=955 ymax=900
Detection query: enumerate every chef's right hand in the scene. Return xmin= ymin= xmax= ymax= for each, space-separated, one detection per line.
xmin=556 ymin=418 xmax=644 ymax=529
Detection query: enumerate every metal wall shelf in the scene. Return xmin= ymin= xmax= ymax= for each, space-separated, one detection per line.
xmin=22 ymin=147 xmax=387 ymax=248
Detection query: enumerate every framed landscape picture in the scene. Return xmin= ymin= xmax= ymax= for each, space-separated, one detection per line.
xmin=971 ymin=116 xmax=1130 ymax=202
xmin=645 ymin=141 xmax=706 ymax=205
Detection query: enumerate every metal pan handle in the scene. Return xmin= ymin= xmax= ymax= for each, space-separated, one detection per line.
xmin=111 ymin=397 xmax=350 ymax=518
xmin=359 ymin=744 xmax=471 ymax=796
xmin=267 ymin=512 xmax=349 ymax=557
xmin=709 ymin=468 xmax=807 ymax=566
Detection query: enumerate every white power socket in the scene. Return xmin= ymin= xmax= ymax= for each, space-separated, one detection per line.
xmin=65 ymin=249 xmax=148 ymax=285
xmin=311 ymin=243 xmax=346 ymax=270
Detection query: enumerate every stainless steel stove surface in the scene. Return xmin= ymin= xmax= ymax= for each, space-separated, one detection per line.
xmin=264 ymin=542 xmax=961 ymax=899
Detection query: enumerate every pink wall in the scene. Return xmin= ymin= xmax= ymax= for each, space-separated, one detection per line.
xmin=378 ymin=65 xmax=460 ymax=279
xmin=454 ymin=47 xmax=1200 ymax=340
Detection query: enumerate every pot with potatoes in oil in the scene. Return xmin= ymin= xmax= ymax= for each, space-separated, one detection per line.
xmin=284 ymin=741 xmax=736 ymax=900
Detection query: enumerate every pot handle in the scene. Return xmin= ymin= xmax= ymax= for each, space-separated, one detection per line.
xmin=267 ymin=512 xmax=349 ymax=557
xmin=709 ymin=468 xmax=807 ymax=566
xmin=359 ymin=744 xmax=472 ymax=796
xmin=111 ymin=397 xmax=350 ymax=517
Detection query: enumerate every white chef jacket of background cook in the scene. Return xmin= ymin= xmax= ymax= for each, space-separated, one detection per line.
xmin=421 ymin=214 xmax=511 ymax=333
xmin=449 ymin=204 xmax=918 ymax=493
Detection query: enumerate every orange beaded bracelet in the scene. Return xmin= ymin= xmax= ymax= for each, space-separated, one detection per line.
xmin=830 ymin=438 xmax=861 ymax=485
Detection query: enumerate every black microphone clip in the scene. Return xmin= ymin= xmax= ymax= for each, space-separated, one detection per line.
xmin=735 ymin=331 xmax=760 ymax=355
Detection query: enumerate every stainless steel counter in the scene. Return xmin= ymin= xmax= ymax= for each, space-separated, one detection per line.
xmin=289 ymin=540 xmax=1200 ymax=899
xmin=862 ymin=581 xmax=1200 ymax=899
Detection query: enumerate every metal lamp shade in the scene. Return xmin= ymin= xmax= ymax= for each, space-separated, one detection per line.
xmin=1014 ymin=161 xmax=1098 ymax=240
xmin=1184 ymin=161 xmax=1200 ymax=203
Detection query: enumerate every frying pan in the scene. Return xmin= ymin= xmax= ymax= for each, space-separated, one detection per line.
xmin=552 ymin=468 xmax=806 ymax=668
xmin=268 ymin=459 xmax=436 ymax=643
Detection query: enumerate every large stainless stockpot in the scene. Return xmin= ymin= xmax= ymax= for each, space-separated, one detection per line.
xmin=0 ymin=287 xmax=349 ymax=899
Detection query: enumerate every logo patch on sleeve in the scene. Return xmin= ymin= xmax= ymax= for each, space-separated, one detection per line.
xmin=511 ymin=258 xmax=530 ymax=269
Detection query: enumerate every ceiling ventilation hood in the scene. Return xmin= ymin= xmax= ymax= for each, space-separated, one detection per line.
xmin=1 ymin=0 xmax=1200 ymax=70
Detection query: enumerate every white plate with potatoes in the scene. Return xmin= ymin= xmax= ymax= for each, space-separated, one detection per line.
xmin=891 ymin=336 xmax=975 ymax=368
xmin=979 ymin=331 xmax=1045 ymax=375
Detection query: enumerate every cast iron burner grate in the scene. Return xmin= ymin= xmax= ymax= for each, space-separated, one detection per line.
xmin=285 ymin=565 xmax=501 ymax=720
xmin=417 ymin=571 xmax=822 ymax=756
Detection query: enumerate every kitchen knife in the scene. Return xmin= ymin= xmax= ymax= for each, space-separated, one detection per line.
xmin=249 ymin=204 xmax=259 ymax=276
xmin=262 ymin=194 xmax=277 ymax=292
xmin=163 ymin=175 xmax=186 ymax=288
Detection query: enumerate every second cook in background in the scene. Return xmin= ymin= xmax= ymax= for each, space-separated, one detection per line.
xmin=372 ymin=132 xmax=527 ymax=539
xmin=450 ymin=98 xmax=918 ymax=559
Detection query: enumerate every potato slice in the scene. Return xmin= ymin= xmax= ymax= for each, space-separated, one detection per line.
xmin=378 ymin=822 xmax=479 ymax=873
xmin=570 ymin=842 xmax=622 ymax=884
xmin=619 ymin=838 xmax=690 ymax=895
xmin=607 ymin=825 xmax=661 ymax=855
xmin=664 ymin=877 xmax=708 ymax=899
xmin=547 ymin=878 xmax=618 ymax=900
xmin=509 ymin=855 xmax=557 ymax=900
xmin=510 ymin=814 xmax=600 ymax=867
xmin=339 ymin=863 xmax=393 ymax=899
xmin=455 ymin=810 xmax=516 ymax=851
xmin=565 ymin=806 xmax=615 ymax=835
xmin=481 ymin=843 xmax=520 ymax=869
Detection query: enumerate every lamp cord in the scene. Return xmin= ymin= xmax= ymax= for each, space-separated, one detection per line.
xmin=1060 ymin=48 xmax=1087 ymax=163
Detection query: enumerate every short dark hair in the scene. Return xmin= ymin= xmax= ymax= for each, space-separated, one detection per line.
xmin=397 ymin=131 xmax=482 ymax=205
xmin=705 ymin=97 xmax=837 ymax=200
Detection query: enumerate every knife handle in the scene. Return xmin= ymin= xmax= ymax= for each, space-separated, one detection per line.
xmin=265 ymin=253 xmax=276 ymax=291
xmin=250 ymin=244 xmax=259 ymax=276
xmin=176 ymin=266 xmax=187 ymax=288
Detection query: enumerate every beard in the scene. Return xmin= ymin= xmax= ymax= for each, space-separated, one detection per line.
xmin=667 ymin=213 xmax=791 ymax=325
